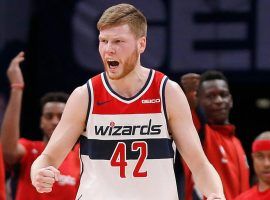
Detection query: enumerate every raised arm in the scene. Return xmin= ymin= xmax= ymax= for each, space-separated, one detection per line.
xmin=31 ymin=85 xmax=88 ymax=193
xmin=165 ymin=80 xmax=225 ymax=200
xmin=1 ymin=52 xmax=26 ymax=165
xmin=180 ymin=73 xmax=200 ymax=109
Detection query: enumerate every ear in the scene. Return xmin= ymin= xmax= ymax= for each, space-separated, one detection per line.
xmin=138 ymin=36 xmax=146 ymax=53
xmin=229 ymin=95 xmax=233 ymax=109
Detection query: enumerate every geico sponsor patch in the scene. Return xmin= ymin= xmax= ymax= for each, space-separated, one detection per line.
xmin=141 ymin=99 xmax=160 ymax=104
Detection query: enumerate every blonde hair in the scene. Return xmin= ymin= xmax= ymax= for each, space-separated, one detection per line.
xmin=97 ymin=3 xmax=147 ymax=38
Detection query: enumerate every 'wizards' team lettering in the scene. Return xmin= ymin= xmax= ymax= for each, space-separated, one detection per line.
xmin=95 ymin=119 xmax=162 ymax=136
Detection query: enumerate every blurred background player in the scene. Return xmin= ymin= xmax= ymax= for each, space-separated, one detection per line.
xmin=0 ymin=52 xmax=80 ymax=200
xmin=235 ymin=131 xmax=270 ymax=200
xmin=180 ymin=70 xmax=249 ymax=200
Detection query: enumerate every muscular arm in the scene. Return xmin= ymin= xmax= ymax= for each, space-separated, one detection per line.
xmin=166 ymin=80 xmax=224 ymax=199
xmin=31 ymin=85 xmax=88 ymax=183
xmin=1 ymin=52 xmax=26 ymax=165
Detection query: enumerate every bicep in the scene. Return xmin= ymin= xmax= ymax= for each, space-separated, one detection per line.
xmin=42 ymin=86 xmax=88 ymax=167
xmin=166 ymin=81 xmax=207 ymax=171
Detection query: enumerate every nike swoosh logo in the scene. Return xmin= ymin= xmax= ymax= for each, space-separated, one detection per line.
xmin=96 ymin=100 xmax=113 ymax=106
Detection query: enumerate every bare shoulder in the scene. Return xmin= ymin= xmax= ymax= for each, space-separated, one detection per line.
xmin=67 ymin=84 xmax=88 ymax=105
xmin=165 ymin=79 xmax=186 ymax=101
xmin=71 ymin=84 xmax=88 ymax=97
xmin=164 ymin=79 xmax=191 ymax=120
xmin=61 ymin=84 xmax=89 ymax=123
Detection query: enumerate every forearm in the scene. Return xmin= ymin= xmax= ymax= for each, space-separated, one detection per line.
xmin=192 ymin=162 xmax=224 ymax=198
xmin=1 ymin=89 xmax=23 ymax=162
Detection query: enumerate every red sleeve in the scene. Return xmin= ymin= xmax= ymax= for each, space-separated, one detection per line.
xmin=233 ymin=186 xmax=259 ymax=200
xmin=19 ymin=138 xmax=33 ymax=165
xmin=18 ymin=138 xmax=44 ymax=165
xmin=182 ymin=110 xmax=201 ymax=200
xmin=233 ymin=138 xmax=250 ymax=192
xmin=182 ymin=159 xmax=193 ymax=200
xmin=191 ymin=109 xmax=201 ymax=131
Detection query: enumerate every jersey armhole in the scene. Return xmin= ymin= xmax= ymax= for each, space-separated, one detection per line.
xmin=161 ymin=76 xmax=169 ymax=132
xmin=84 ymin=81 xmax=92 ymax=129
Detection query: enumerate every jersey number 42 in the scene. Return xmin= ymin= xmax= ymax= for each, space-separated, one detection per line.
xmin=110 ymin=141 xmax=148 ymax=178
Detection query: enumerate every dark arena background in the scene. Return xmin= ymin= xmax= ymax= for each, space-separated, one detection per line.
xmin=1 ymin=0 xmax=270 ymax=175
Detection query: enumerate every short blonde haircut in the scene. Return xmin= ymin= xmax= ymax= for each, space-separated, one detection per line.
xmin=97 ymin=3 xmax=147 ymax=38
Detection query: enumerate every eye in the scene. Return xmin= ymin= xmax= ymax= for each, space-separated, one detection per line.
xmin=114 ymin=39 xmax=124 ymax=44
xmin=206 ymin=94 xmax=215 ymax=99
xmin=43 ymin=113 xmax=53 ymax=120
xmin=255 ymin=153 xmax=264 ymax=160
xmin=221 ymin=92 xmax=230 ymax=98
xmin=99 ymin=39 xmax=108 ymax=44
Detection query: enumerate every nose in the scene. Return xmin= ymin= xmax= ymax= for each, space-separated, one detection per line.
xmin=264 ymin=157 xmax=270 ymax=166
xmin=214 ymin=95 xmax=223 ymax=104
xmin=105 ymin=42 xmax=115 ymax=54
xmin=51 ymin=116 xmax=60 ymax=125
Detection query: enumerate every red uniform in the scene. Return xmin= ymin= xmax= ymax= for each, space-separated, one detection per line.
xmin=184 ymin=112 xmax=250 ymax=200
xmin=15 ymin=138 xmax=80 ymax=200
xmin=234 ymin=185 xmax=270 ymax=200
xmin=0 ymin=144 xmax=6 ymax=200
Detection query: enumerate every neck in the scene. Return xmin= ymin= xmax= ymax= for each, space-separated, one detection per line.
xmin=107 ymin=66 xmax=150 ymax=98
xmin=208 ymin=119 xmax=230 ymax=125
xmin=43 ymin=135 xmax=49 ymax=144
xmin=258 ymin=181 xmax=270 ymax=192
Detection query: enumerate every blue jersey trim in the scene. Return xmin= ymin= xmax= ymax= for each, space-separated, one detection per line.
xmin=79 ymin=135 xmax=174 ymax=160
xmin=85 ymin=81 xmax=91 ymax=127
xmin=102 ymin=69 xmax=153 ymax=101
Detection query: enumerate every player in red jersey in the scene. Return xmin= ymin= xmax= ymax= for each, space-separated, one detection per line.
xmin=180 ymin=71 xmax=249 ymax=200
xmin=235 ymin=131 xmax=270 ymax=200
xmin=1 ymin=52 xmax=80 ymax=200
xmin=31 ymin=3 xmax=225 ymax=200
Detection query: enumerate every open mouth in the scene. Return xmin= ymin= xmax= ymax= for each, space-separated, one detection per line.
xmin=107 ymin=60 xmax=119 ymax=69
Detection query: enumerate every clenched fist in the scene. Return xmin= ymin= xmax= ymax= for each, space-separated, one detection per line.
xmin=31 ymin=166 xmax=60 ymax=193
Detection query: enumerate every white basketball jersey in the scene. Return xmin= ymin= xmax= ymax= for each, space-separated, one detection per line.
xmin=76 ymin=70 xmax=179 ymax=200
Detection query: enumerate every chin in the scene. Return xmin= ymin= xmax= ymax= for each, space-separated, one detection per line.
xmin=107 ymin=73 xmax=121 ymax=80
xmin=44 ymin=133 xmax=53 ymax=140
xmin=107 ymin=71 xmax=125 ymax=80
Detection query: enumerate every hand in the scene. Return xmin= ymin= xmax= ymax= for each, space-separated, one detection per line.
xmin=180 ymin=73 xmax=200 ymax=94
xmin=31 ymin=166 xmax=60 ymax=193
xmin=6 ymin=51 xmax=25 ymax=85
xmin=207 ymin=193 xmax=226 ymax=200
xmin=180 ymin=73 xmax=200 ymax=109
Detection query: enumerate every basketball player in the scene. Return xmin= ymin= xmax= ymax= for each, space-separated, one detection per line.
xmin=235 ymin=131 xmax=270 ymax=200
xmin=31 ymin=3 xmax=225 ymax=200
xmin=1 ymin=52 xmax=80 ymax=200
xmin=180 ymin=71 xmax=249 ymax=200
